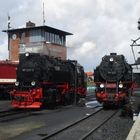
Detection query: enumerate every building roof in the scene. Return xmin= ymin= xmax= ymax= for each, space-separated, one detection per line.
xmin=3 ymin=25 xmax=73 ymax=36
xmin=85 ymin=72 xmax=93 ymax=76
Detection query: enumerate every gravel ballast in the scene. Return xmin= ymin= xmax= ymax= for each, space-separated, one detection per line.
xmin=86 ymin=110 xmax=133 ymax=140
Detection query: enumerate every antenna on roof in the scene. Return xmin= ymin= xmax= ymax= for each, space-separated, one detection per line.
xmin=7 ymin=13 xmax=11 ymax=59
xmin=7 ymin=13 xmax=11 ymax=29
xmin=43 ymin=1 xmax=45 ymax=25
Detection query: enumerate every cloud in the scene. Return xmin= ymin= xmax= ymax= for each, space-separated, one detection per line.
xmin=0 ymin=0 xmax=140 ymax=71
xmin=70 ymin=41 xmax=96 ymax=59
xmin=67 ymin=41 xmax=97 ymax=71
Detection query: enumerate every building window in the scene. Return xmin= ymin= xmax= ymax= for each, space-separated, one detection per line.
xmin=19 ymin=32 xmax=25 ymax=43
xmin=44 ymin=31 xmax=65 ymax=46
xmin=29 ymin=29 xmax=42 ymax=42
xmin=29 ymin=29 xmax=66 ymax=46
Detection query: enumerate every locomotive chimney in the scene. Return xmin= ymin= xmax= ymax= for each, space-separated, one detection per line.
xmin=110 ymin=53 xmax=117 ymax=56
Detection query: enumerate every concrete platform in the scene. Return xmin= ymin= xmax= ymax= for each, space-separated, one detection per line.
xmin=126 ymin=113 xmax=140 ymax=140
xmin=127 ymin=89 xmax=140 ymax=140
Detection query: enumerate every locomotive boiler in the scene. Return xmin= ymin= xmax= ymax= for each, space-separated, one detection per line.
xmin=11 ymin=53 xmax=86 ymax=108
xmin=94 ymin=53 xmax=132 ymax=107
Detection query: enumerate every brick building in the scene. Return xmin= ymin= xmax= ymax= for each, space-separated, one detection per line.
xmin=3 ymin=21 xmax=72 ymax=61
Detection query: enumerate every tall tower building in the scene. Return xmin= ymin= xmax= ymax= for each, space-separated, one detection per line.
xmin=3 ymin=21 xmax=72 ymax=61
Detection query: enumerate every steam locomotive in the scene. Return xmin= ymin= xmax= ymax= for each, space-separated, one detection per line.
xmin=10 ymin=53 xmax=86 ymax=108
xmin=94 ymin=53 xmax=132 ymax=107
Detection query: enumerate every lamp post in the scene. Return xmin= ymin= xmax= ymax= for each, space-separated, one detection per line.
xmin=74 ymin=60 xmax=78 ymax=105
xmin=138 ymin=17 xmax=140 ymax=30
xmin=7 ymin=15 xmax=11 ymax=60
xmin=130 ymin=18 xmax=140 ymax=69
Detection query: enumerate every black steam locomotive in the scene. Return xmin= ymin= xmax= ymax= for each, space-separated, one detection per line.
xmin=11 ymin=53 xmax=86 ymax=108
xmin=94 ymin=53 xmax=132 ymax=107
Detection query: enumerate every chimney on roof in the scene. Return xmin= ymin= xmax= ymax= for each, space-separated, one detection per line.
xmin=26 ymin=21 xmax=35 ymax=28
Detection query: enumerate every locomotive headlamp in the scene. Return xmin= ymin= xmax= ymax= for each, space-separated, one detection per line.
xmin=31 ymin=81 xmax=36 ymax=86
xmin=109 ymin=57 xmax=114 ymax=62
xmin=25 ymin=52 xmax=30 ymax=57
xmin=100 ymin=84 xmax=104 ymax=88
xmin=15 ymin=82 xmax=19 ymax=86
xmin=119 ymin=84 xmax=123 ymax=88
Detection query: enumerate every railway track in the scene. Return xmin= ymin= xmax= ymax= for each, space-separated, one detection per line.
xmin=41 ymin=108 xmax=118 ymax=140
xmin=80 ymin=110 xmax=118 ymax=140
xmin=0 ymin=108 xmax=37 ymax=122
xmin=0 ymin=102 xmax=99 ymax=123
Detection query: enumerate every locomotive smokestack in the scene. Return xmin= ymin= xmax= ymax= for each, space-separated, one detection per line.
xmin=110 ymin=53 xmax=117 ymax=56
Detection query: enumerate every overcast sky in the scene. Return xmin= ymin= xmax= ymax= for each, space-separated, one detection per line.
xmin=0 ymin=0 xmax=140 ymax=71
